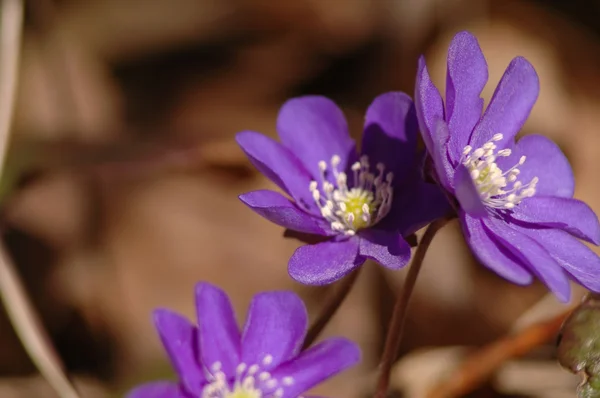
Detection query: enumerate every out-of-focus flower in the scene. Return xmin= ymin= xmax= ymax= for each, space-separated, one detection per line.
xmin=236 ymin=93 xmax=448 ymax=285
xmin=415 ymin=30 xmax=600 ymax=301
xmin=126 ymin=282 xmax=360 ymax=398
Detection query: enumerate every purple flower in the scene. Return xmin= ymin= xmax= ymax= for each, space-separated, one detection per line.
xmin=415 ymin=31 xmax=600 ymax=301
xmin=236 ymin=93 xmax=448 ymax=285
xmin=126 ymin=282 xmax=360 ymax=398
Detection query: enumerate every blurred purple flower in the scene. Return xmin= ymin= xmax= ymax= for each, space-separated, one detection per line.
xmin=127 ymin=282 xmax=360 ymax=398
xmin=415 ymin=30 xmax=600 ymax=301
xmin=236 ymin=93 xmax=448 ymax=285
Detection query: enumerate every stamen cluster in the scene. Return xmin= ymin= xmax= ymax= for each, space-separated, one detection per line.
xmin=461 ymin=133 xmax=538 ymax=210
xmin=202 ymin=355 xmax=295 ymax=398
xmin=309 ymin=155 xmax=393 ymax=235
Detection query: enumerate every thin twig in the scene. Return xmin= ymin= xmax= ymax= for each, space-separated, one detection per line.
xmin=0 ymin=0 xmax=21 ymax=164
xmin=374 ymin=217 xmax=452 ymax=398
xmin=0 ymin=0 xmax=81 ymax=396
xmin=425 ymin=307 xmax=574 ymax=398
xmin=0 ymin=246 xmax=81 ymax=398
xmin=302 ymin=267 xmax=362 ymax=350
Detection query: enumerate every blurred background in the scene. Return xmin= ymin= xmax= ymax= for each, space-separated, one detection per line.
xmin=1 ymin=0 xmax=599 ymax=396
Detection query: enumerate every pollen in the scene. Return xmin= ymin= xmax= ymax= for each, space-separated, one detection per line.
xmin=309 ymin=155 xmax=393 ymax=235
xmin=461 ymin=134 xmax=538 ymax=210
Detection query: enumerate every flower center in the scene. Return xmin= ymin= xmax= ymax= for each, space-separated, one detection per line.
xmin=461 ymin=133 xmax=538 ymax=210
xmin=201 ymin=355 xmax=294 ymax=398
xmin=226 ymin=387 xmax=261 ymax=398
xmin=309 ymin=154 xmax=393 ymax=235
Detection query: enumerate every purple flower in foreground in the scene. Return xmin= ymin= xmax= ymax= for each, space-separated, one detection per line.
xmin=415 ymin=31 xmax=600 ymax=301
xmin=236 ymin=93 xmax=448 ymax=285
xmin=127 ymin=282 xmax=360 ymax=398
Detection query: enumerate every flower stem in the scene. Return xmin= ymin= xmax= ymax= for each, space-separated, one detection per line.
xmin=302 ymin=267 xmax=362 ymax=350
xmin=374 ymin=217 xmax=451 ymax=398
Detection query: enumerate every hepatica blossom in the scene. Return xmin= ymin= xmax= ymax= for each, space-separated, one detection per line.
xmin=236 ymin=93 xmax=448 ymax=285
xmin=127 ymin=282 xmax=360 ymax=398
xmin=416 ymin=31 xmax=600 ymax=301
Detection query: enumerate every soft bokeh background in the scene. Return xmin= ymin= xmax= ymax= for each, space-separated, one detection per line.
xmin=1 ymin=0 xmax=599 ymax=396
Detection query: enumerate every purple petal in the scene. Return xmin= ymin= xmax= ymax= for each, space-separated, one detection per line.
xmin=446 ymin=31 xmax=487 ymax=164
xmin=241 ymin=291 xmax=307 ymax=370
xmin=470 ymin=57 xmax=539 ymax=150
xmin=153 ymin=310 xmax=204 ymax=394
xmin=454 ymin=164 xmax=487 ymax=217
xmin=461 ymin=213 xmax=532 ymax=284
xmin=499 ymin=134 xmax=574 ymax=198
xmin=415 ymin=56 xmax=445 ymax=155
xmin=126 ymin=382 xmax=189 ymax=398
xmin=483 ymin=217 xmax=571 ymax=302
xmin=380 ymin=179 xmax=452 ymax=236
xmin=362 ymin=92 xmax=418 ymax=183
xmin=288 ymin=239 xmax=362 ymax=285
xmin=531 ymin=228 xmax=600 ymax=292
xmin=195 ymin=283 xmax=241 ymax=377
xmin=510 ymin=196 xmax=600 ymax=244
xmin=430 ymin=119 xmax=454 ymax=190
xmin=358 ymin=229 xmax=410 ymax=270
xmin=239 ymin=190 xmax=328 ymax=235
xmin=236 ymin=131 xmax=316 ymax=212
xmin=270 ymin=338 xmax=361 ymax=398
xmin=276 ymin=96 xmax=357 ymax=183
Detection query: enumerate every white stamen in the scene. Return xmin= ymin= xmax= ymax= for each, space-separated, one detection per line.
xmin=202 ymin=356 xmax=293 ymax=398
xmin=262 ymin=355 xmax=273 ymax=366
xmin=309 ymin=154 xmax=393 ymax=235
xmin=282 ymin=377 xmax=294 ymax=386
xmin=461 ymin=135 xmax=538 ymax=211
xmin=311 ymin=189 xmax=320 ymax=201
